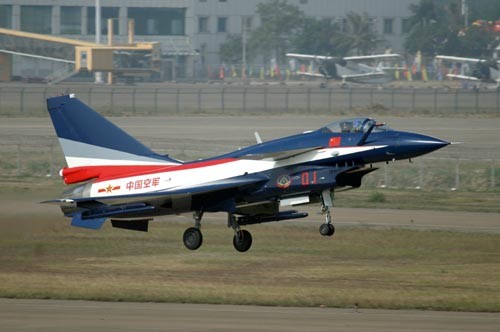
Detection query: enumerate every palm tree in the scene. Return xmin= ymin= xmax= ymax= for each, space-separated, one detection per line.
xmin=334 ymin=12 xmax=381 ymax=55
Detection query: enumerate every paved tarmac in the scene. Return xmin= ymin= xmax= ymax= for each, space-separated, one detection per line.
xmin=1 ymin=299 xmax=499 ymax=332
xmin=1 ymin=113 xmax=499 ymax=330
xmin=1 ymin=114 xmax=499 ymax=160
xmin=198 ymin=206 xmax=500 ymax=234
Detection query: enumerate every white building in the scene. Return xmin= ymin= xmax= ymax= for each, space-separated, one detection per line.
xmin=0 ymin=0 xmax=418 ymax=79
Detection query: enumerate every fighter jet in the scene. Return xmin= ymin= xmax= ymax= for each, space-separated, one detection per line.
xmin=287 ymin=53 xmax=403 ymax=86
xmin=44 ymin=94 xmax=449 ymax=252
xmin=436 ymin=55 xmax=500 ymax=90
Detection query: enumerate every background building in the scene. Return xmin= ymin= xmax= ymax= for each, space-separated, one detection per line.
xmin=0 ymin=0 xmax=418 ymax=81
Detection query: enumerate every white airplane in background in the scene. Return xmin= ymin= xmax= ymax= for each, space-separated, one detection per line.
xmin=436 ymin=55 xmax=500 ymax=90
xmin=287 ymin=53 xmax=403 ymax=87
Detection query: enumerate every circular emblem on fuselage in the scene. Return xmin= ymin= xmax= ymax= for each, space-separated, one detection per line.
xmin=277 ymin=175 xmax=292 ymax=189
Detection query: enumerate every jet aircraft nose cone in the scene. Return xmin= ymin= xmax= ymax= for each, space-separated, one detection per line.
xmin=395 ymin=133 xmax=450 ymax=159
xmin=412 ymin=135 xmax=450 ymax=149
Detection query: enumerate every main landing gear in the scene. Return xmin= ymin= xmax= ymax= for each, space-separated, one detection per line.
xmin=319 ymin=189 xmax=335 ymax=237
xmin=183 ymin=227 xmax=203 ymax=250
xmin=183 ymin=211 xmax=203 ymax=250
xmin=229 ymin=213 xmax=253 ymax=252
xmin=182 ymin=210 xmax=253 ymax=252
xmin=182 ymin=193 xmax=332 ymax=250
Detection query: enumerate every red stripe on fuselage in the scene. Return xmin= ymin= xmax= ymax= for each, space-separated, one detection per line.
xmin=62 ymin=158 xmax=238 ymax=184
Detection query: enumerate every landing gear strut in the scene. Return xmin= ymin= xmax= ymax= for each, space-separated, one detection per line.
xmin=319 ymin=189 xmax=335 ymax=237
xmin=183 ymin=211 xmax=204 ymax=250
xmin=228 ymin=213 xmax=253 ymax=252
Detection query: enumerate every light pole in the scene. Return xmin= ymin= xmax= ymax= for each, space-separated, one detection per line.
xmin=242 ymin=17 xmax=248 ymax=81
xmin=461 ymin=0 xmax=469 ymax=28
xmin=94 ymin=0 xmax=103 ymax=83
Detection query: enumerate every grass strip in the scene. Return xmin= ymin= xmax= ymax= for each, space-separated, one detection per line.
xmin=1 ymin=220 xmax=499 ymax=312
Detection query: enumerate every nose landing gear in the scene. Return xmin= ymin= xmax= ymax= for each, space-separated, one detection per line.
xmin=319 ymin=209 xmax=335 ymax=236
xmin=319 ymin=189 xmax=335 ymax=237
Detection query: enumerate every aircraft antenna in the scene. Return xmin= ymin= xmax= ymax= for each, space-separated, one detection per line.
xmin=254 ymin=132 xmax=263 ymax=144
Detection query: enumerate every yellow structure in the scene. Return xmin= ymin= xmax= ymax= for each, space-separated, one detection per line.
xmin=0 ymin=23 xmax=161 ymax=84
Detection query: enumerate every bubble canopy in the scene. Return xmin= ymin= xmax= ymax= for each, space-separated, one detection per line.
xmin=322 ymin=118 xmax=392 ymax=134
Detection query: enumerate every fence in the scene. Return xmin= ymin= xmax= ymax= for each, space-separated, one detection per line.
xmin=1 ymin=142 xmax=499 ymax=192
xmin=0 ymin=85 xmax=500 ymax=116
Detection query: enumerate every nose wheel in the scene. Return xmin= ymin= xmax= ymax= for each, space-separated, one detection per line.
xmin=319 ymin=222 xmax=335 ymax=236
xmin=320 ymin=188 xmax=335 ymax=237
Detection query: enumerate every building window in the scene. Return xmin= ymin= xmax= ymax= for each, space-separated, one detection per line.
xmin=128 ymin=8 xmax=185 ymax=36
xmin=0 ymin=5 xmax=12 ymax=29
xmin=87 ymin=7 xmax=119 ymax=35
xmin=217 ymin=17 xmax=227 ymax=33
xmin=21 ymin=6 xmax=52 ymax=34
xmin=383 ymin=18 xmax=393 ymax=34
xmin=402 ymin=18 xmax=411 ymax=34
xmin=61 ymin=7 xmax=81 ymax=34
xmin=368 ymin=17 xmax=377 ymax=33
xmin=198 ymin=16 xmax=209 ymax=33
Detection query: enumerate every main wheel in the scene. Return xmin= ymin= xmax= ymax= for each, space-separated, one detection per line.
xmin=233 ymin=229 xmax=252 ymax=252
xmin=183 ymin=227 xmax=203 ymax=250
xmin=319 ymin=223 xmax=335 ymax=237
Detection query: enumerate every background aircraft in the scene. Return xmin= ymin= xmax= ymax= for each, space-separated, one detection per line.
xmin=287 ymin=53 xmax=403 ymax=87
xmin=44 ymin=95 xmax=449 ymax=252
xmin=436 ymin=55 xmax=500 ymax=90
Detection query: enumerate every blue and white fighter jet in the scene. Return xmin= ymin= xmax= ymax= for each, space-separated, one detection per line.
xmin=44 ymin=94 xmax=449 ymax=252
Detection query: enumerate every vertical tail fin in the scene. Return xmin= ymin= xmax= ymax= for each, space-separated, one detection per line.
xmin=47 ymin=94 xmax=180 ymax=168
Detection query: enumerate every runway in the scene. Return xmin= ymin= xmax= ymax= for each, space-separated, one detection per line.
xmin=1 ymin=114 xmax=500 ymax=160
xmin=316 ymin=207 xmax=500 ymax=233
xmin=1 ymin=299 xmax=499 ymax=332
xmin=1 ymin=99 xmax=499 ymax=327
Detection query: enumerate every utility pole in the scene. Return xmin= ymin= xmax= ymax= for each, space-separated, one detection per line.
xmin=242 ymin=17 xmax=247 ymax=81
xmin=461 ymin=0 xmax=469 ymax=28
xmin=94 ymin=0 xmax=103 ymax=84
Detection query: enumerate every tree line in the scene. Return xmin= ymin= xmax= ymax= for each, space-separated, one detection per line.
xmin=219 ymin=0 xmax=500 ymax=64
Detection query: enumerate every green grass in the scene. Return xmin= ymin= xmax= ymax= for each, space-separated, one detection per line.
xmin=0 ymin=181 xmax=499 ymax=311
xmin=368 ymin=191 xmax=386 ymax=203
xmin=336 ymin=188 xmax=500 ymax=213
xmin=0 ymin=219 xmax=499 ymax=312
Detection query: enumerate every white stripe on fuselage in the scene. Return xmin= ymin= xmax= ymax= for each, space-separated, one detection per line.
xmin=60 ymin=138 xmax=180 ymax=167
xmin=88 ymin=145 xmax=387 ymax=198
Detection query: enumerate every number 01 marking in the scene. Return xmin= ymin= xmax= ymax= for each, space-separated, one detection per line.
xmin=301 ymin=171 xmax=317 ymax=186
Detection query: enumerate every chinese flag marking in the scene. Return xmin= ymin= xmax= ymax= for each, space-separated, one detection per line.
xmin=328 ymin=137 xmax=341 ymax=147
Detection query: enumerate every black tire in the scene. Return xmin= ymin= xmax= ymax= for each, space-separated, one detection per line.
xmin=327 ymin=224 xmax=335 ymax=236
xmin=319 ymin=223 xmax=335 ymax=237
xmin=233 ymin=229 xmax=252 ymax=252
xmin=183 ymin=227 xmax=203 ymax=250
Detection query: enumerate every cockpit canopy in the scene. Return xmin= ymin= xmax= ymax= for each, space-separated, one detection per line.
xmin=323 ymin=118 xmax=392 ymax=134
